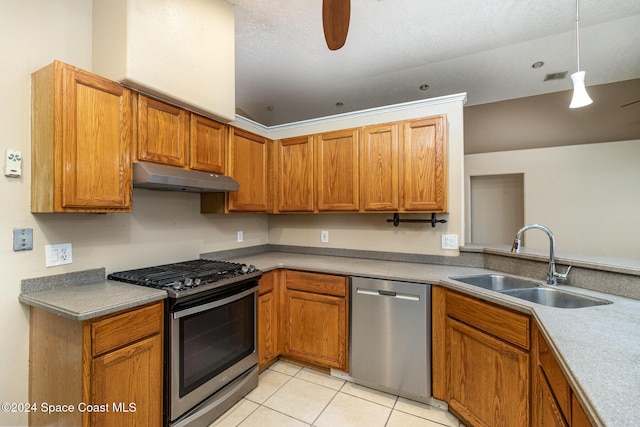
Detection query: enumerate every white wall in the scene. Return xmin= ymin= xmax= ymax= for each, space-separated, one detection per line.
xmin=0 ymin=3 xmax=266 ymax=425
xmin=464 ymin=140 xmax=640 ymax=260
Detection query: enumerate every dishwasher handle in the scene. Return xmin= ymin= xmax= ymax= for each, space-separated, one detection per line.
xmin=356 ymin=287 xmax=420 ymax=301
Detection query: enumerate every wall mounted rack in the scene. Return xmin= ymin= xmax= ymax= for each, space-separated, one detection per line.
xmin=386 ymin=213 xmax=447 ymax=227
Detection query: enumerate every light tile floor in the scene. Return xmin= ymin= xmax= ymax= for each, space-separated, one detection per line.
xmin=211 ymin=361 xmax=462 ymax=427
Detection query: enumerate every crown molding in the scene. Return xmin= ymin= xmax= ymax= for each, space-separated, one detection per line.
xmin=233 ymin=93 xmax=467 ymax=136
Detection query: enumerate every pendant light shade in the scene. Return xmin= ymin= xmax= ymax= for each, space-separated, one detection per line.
xmin=570 ymin=0 xmax=592 ymax=108
xmin=570 ymin=71 xmax=593 ymax=108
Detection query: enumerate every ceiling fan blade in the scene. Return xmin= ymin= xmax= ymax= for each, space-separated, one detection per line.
xmin=323 ymin=0 xmax=350 ymax=50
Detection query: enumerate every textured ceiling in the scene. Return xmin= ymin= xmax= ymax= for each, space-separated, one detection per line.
xmin=228 ymin=0 xmax=640 ymax=150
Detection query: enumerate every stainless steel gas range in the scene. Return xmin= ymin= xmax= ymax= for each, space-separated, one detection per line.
xmin=108 ymin=259 xmax=262 ymax=427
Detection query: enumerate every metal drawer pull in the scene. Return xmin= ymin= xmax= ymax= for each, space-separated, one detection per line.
xmin=356 ymin=288 xmax=420 ymax=301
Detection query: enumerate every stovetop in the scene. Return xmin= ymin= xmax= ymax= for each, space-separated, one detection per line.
xmin=107 ymin=259 xmax=261 ymax=298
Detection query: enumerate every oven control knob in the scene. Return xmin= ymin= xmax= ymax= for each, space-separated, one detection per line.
xmin=172 ymin=281 xmax=183 ymax=290
xmin=248 ymin=264 xmax=256 ymax=273
xmin=240 ymin=264 xmax=249 ymax=274
xmin=194 ymin=278 xmax=202 ymax=286
xmin=184 ymin=278 xmax=193 ymax=287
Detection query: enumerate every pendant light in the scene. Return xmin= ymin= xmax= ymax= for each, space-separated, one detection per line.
xmin=569 ymin=0 xmax=593 ymax=108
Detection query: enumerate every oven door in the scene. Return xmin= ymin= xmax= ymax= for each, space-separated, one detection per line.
xmin=170 ymin=284 xmax=258 ymax=422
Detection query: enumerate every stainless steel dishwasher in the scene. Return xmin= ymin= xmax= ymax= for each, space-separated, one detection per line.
xmin=350 ymin=277 xmax=431 ymax=403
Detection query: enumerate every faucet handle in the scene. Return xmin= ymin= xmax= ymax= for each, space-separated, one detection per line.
xmin=553 ymin=265 xmax=572 ymax=282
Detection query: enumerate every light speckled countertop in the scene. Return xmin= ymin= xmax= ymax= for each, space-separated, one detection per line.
xmin=219 ymin=251 xmax=640 ymax=427
xmin=19 ymin=279 xmax=166 ymax=320
xmin=18 ymin=252 xmax=640 ymax=426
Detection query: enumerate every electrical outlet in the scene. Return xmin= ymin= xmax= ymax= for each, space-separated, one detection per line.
xmin=321 ymin=230 xmax=329 ymax=243
xmin=237 ymin=231 xmax=243 ymax=243
xmin=441 ymin=234 xmax=459 ymax=250
xmin=45 ymin=243 xmax=73 ymax=267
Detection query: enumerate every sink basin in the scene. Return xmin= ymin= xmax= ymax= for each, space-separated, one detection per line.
xmin=450 ymin=274 xmax=541 ymax=291
xmin=500 ymin=287 xmax=612 ymax=309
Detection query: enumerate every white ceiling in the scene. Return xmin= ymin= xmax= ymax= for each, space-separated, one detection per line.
xmin=228 ymin=0 xmax=640 ymax=141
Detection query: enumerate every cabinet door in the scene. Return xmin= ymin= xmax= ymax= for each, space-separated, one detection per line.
xmin=538 ymin=331 xmax=571 ymax=418
xmin=401 ymin=116 xmax=447 ymax=212
xmin=447 ymin=317 xmax=529 ymax=427
xmin=227 ymin=128 xmax=271 ymax=212
xmin=571 ymin=393 xmax=593 ymax=427
xmin=315 ymin=129 xmax=359 ymax=211
xmin=258 ymin=271 xmax=278 ymax=369
xmin=190 ymin=114 xmax=226 ymax=173
xmin=360 ymin=123 xmax=399 ymax=211
xmin=283 ymin=289 xmax=347 ymax=370
xmin=90 ymin=334 xmax=162 ymax=427
xmin=32 ymin=61 xmax=133 ymax=212
xmin=276 ymin=136 xmax=314 ymax=212
xmin=536 ymin=368 xmax=569 ymax=427
xmin=137 ymin=95 xmax=189 ymax=167
xmin=62 ymin=66 xmax=133 ymax=210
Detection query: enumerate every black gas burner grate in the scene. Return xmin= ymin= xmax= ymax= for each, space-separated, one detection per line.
xmin=107 ymin=259 xmax=252 ymax=291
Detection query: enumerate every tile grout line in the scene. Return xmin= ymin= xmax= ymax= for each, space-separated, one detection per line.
xmin=229 ymin=362 xmax=461 ymax=427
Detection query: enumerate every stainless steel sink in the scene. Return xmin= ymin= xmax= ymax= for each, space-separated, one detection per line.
xmin=499 ymin=287 xmax=612 ymax=309
xmin=450 ymin=274 xmax=541 ymax=291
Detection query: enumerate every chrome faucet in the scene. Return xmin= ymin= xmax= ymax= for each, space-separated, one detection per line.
xmin=511 ymin=224 xmax=572 ymax=285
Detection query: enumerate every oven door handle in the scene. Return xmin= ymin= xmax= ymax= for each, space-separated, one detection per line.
xmin=173 ymin=285 xmax=259 ymax=319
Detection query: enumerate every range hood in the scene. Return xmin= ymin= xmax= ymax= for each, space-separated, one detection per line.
xmin=133 ymin=162 xmax=239 ymax=193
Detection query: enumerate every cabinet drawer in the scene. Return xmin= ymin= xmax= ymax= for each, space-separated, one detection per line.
xmin=538 ymin=331 xmax=571 ymax=418
xmin=446 ymin=290 xmax=530 ymax=350
xmin=91 ymin=301 xmax=163 ymax=357
xmin=285 ymin=270 xmax=347 ymax=297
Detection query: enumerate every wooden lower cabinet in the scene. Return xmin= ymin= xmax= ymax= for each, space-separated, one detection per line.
xmin=536 ymin=368 xmax=569 ymax=427
xmin=258 ymin=270 xmax=279 ymax=369
xmin=432 ymin=287 xmax=530 ymax=427
xmin=434 ymin=286 xmax=595 ymax=427
xmin=448 ymin=318 xmax=529 ymax=426
xmin=281 ymin=270 xmax=348 ymax=370
xmin=29 ymin=301 xmax=163 ymax=427
xmin=533 ymin=327 xmax=594 ymax=427
xmin=256 ymin=269 xmax=349 ymax=372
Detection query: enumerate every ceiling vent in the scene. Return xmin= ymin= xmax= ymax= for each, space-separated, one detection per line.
xmin=544 ymin=71 xmax=568 ymax=81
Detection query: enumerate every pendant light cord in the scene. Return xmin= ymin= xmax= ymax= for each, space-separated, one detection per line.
xmin=575 ymin=0 xmax=581 ymax=72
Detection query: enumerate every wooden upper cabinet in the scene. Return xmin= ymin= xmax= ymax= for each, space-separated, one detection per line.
xmin=31 ymin=61 xmax=132 ymax=213
xmin=315 ymin=129 xmax=359 ymax=211
xmin=360 ymin=123 xmax=399 ymax=211
xmin=227 ymin=128 xmax=271 ymax=212
xmin=401 ymin=115 xmax=447 ymax=212
xmin=275 ymin=136 xmax=314 ymax=212
xmin=137 ymin=95 xmax=189 ymax=167
xmin=190 ymin=113 xmax=226 ymax=174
